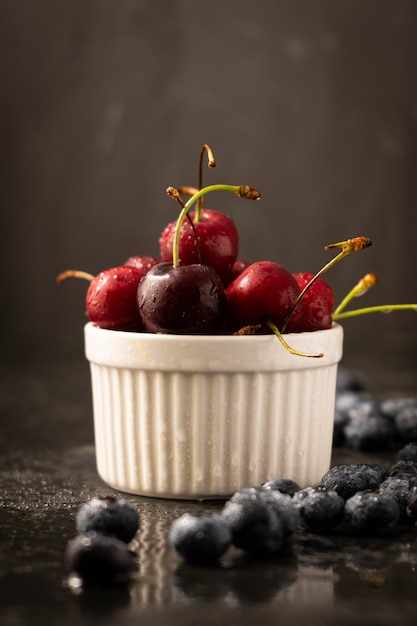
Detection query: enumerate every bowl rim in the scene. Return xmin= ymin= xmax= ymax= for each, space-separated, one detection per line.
xmin=84 ymin=322 xmax=344 ymax=372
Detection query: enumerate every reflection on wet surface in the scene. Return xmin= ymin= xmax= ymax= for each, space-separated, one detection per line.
xmin=1 ymin=359 xmax=417 ymax=625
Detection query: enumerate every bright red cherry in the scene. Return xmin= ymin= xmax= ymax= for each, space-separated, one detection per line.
xmin=124 ymin=254 xmax=160 ymax=272
xmin=286 ymin=272 xmax=334 ymax=332
xmin=225 ymin=261 xmax=302 ymax=333
xmin=159 ymin=208 xmax=239 ymax=279
xmin=86 ymin=266 xmax=144 ymax=331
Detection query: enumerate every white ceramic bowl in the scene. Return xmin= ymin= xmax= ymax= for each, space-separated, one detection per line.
xmin=84 ymin=322 xmax=343 ymax=499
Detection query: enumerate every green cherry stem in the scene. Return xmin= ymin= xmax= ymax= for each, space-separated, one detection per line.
xmin=166 ymin=187 xmax=203 ymax=263
xmin=196 ymin=144 xmax=216 ymax=221
xmin=281 ymin=236 xmax=372 ymax=332
xmin=333 ymin=303 xmax=417 ymax=320
xmin=167 ymin=183 xmax=261 ymax=268
xmin=333 ymin=273 xmax=378 ymax=316
xmin=266 ymin=319 xmax=324 ymax=358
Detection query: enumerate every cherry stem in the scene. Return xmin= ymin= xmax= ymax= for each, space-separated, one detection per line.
xmin=281 ymin=236 xmax=372 ymax=332
xmin=56 ymin=269 xmax=95 ymax=285
xmin=333 ymin=273 xmax=378 ymax=316
xmin=166 ymin=187 xmax=203 ymax=263
xmin=177 ymin=186 xmax=199 ymax=196
xmin=167 ymin=183 xmax=261 ymax=268
xmin=333 ymin=303 xmax=417 ymax=320
xmin=196 ymin=144 xmax=216 ymax=221
xmin=266 ymin=319 xmax=324 ymax=358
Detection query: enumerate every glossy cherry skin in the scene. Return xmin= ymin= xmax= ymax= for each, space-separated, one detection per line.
xmin=159 ymin=209 xmax=239 ymax=279
xmin=286 ymin=272 xmax=334 ymax=332
xmin=221 ymin=258 xmax=250 ymax=288
xmin=124 ymin=254 xmax=160 ymax=272
xmin=86 ymin=266 xmax=144 ymax=331
xmin=137 ymin=262 xmax=227 ymax=334
xmin=225 ymin=261 xmax=302 ymax=332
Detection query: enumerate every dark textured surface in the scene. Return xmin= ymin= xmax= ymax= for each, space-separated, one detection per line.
xmin=1 ymin=357 xmax=417 ymax=626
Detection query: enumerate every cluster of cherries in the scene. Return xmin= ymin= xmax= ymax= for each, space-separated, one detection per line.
xmin=57 ymin=145 xmax=416 ymax=355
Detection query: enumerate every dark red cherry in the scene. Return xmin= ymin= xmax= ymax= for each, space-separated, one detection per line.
xmin=137 ymin=262 xmax=227 ymax=334
xmin=86 ymin=266 xmax=144 ymax=331
xmin=225 ymin=261 xmax=302 ymax=332
xmin=124 ymin=254 xmax=160 ymax=272
xmin=221 ymin=258 xmax=250 ymax=288
xmin=286 ymin=272 xmax=334 ymax=332
xmin=159 ymin=209 xmax=239 ymax=279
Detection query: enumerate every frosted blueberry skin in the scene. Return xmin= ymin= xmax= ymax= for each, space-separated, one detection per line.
xmin=76 ymin=496 xmax=140 ymax=544
xmin=380 ymin=397 xmax=417 ymax=420
xmin=388 ymin=459 xmax=417 ymax=480
xmin=395 ymin=443 xmax=417 ymax=464
xmin=257 ymin=489 xmax=301 ymax=538
xmin=169 ymin=513 xmax=232 ymax=564
xmin=406 ymin=485 xmax=417 ymax=522
xmin=394 ymin=405 xmax=417 ymax=442
xmin=344 ymin=491 xmax=400 ymax=535
xmin=379 ymin=475 xmax=417 ymax=522
xmin=65 ymin=532 xmax=137 ymax=582
xmin=221 ymin=488 xmax=286 ymax=556
xmin=343 ymin=400 xmax=397 ymax=451
xmin=319 ymin=464 xmax=387 ymax=501
xmin=293 ymin=487 xmax=345 ymax=533
xmin=261 ymin=477 xmax=301 ymax=497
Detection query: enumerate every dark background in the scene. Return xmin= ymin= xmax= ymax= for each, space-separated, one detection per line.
xmin=1 ymin=0 xmax=416 ymax=372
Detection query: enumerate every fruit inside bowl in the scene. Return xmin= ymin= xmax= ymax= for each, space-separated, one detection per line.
xmin=57 ymin=145 xmax=417 ymax=498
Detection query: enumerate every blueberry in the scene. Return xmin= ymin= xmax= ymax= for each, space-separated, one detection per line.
xmin=257 ymin=488 xmax=300 ymax=537
xmin=65 ymin=532 xmax=137 ymax=583
xmin=379 ymin=476 xmax=417 ymax=522
xmin=335 ymin=390 xmax=374 ymax=416
xmin=333 ymin=391 xmax=376 ymax=447
xmin=343 ymin=400 xmax=396 ymax=451
xmin=394 ymin=406 xmax=417 ymax=442
xmin=76 ymin=496 xmax=139 ymax=544
xmin=389 ymin=459 xmax=417 ymax=480
xmin=406 ymin=485 xmax=417 ymax=522
xmin=261 ymin=477 xmax=300 ymax=497
xmin=380 ymin=397 xmax=417 ymax=419
xmin=344 ymin=491 xmax=400 ymax=535
xmin=169 ymin=513 xmax=232 ymax=564
xmin=336 ymin=366 xmax=365 ymax=392
xmin=293 ymin=487 xmax=345 ymax=533
xmin=395 ymin=443 xmax=417 ymax=464
xmin=319 ymin=464 xmax=386 ymax=500
xmin=221 ymin=487 xmax=285 ymax=555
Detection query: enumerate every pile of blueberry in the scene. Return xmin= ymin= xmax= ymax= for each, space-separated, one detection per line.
xmin=334 ymin=366 xmax=417 ymax=450
xmin=64 ymin=495 xmax=140 ymax=585
xmin=170 ymin=446 xmax=417 ymax=565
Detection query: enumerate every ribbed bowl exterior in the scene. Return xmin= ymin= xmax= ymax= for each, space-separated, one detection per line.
xmin=85 ymin=323 xmax=343 ymax=499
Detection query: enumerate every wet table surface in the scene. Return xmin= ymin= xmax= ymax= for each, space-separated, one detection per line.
xmin=1 ymin=357 xmax=417 ymax=626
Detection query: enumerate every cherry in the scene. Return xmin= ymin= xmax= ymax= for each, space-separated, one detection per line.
xmin=159 ymin=208 xmax=239 ymax=279
xmin=225 ymin=261 xmax=303 ymax=333
xmin=139 ymin=183 xmax=260 ymax=335
xmin=221 ymin=258 xmax=250 ymax=288
xmin=286 ymin=272 xmax=334 ymax=332
xmin=124 ymin=254 xmax=160 ymax=272
xmin=57 ymin=266 xmax=144 ymax=331
xmin=159 ymin=146 xmax=242 ymax=279
xmin=137 ymin=262 xmax=227 ymax=334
